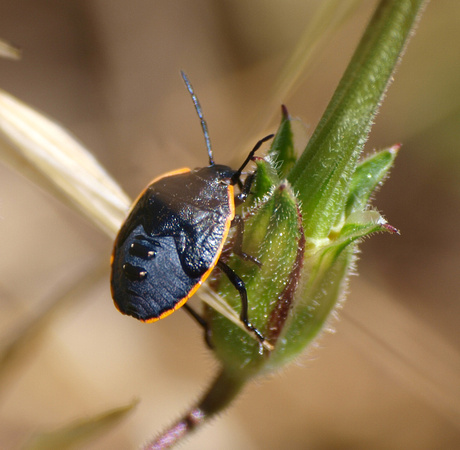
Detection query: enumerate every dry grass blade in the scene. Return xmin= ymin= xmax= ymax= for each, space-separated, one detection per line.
xmin=0 ymin=38 xmax=21 ymax=60
xmin=0 ymin=90 xmax=131 ymax=238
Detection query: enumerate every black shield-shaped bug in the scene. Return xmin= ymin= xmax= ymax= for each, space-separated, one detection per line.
xmin=111 ymin=72 xmax=273 ymax=345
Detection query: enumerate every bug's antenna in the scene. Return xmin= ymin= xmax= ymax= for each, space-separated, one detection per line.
xmin=180 ymin=71 xmax=214 ymax=166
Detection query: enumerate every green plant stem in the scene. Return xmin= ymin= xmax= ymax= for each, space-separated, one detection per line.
xmin=288 ymin=0 xmax=426 ymax=239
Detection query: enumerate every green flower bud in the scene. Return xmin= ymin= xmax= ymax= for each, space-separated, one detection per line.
xmin=207 ymin=109 xmax=399 ymax=379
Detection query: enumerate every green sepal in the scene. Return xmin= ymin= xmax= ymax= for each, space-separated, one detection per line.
xmin=267 ymin=105 xmax=297 ymax=179
xmin=266 ymin=243 xmax=354 ymax=371
xmin=246 ymin=155 xmax=281 ymax=205
xmin=346 ymin=145 xmax=399 ymax=215
xmin=209 ymin=175 xmax=303 ymax=377
xmin=341 ymin=210 xmax=392 ymax=240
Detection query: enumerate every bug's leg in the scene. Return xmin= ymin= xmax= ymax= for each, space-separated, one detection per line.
xmin=231 ymin=215 xmax=261 ymax=267
xmin=234 ymin=172 xmax=255 ymax=205
xmin=182 ymin=303 xmax=213 ymax=349
xmin=233 ymin=172 xmax=261 ymax=266
xmin=231 ymin=134 xmax=274 ymax=186
xmin=216 ymin=260 xmax=265 ymax=344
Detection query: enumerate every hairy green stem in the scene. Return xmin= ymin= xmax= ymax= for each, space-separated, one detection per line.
xmin=288 ymin=0 xmax=427 ymax=239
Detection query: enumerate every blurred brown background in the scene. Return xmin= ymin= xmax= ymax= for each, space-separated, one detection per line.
xmin=0 ymin=1 xmax=459 ymax=449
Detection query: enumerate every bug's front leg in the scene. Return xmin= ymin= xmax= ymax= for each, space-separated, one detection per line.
xmin=234 ymin=172 xmax=255 ymax=205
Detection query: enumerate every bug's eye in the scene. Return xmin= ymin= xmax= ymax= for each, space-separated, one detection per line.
xmin=123 ymin=262 xmax=147 ymax=281
xmin=129 ymin=241 xmax=156 ymax=259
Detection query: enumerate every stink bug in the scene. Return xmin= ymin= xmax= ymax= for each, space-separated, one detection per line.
xmin=111 ymin=71 xmax=272 ymax=345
